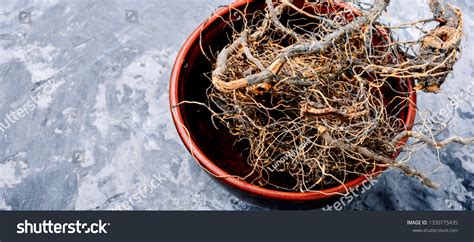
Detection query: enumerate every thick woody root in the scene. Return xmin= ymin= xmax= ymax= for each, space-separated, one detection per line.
xmin=415 ymin=1 xmax=463 ymax=92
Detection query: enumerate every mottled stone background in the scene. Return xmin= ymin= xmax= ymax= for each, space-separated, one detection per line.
xmin=0 ymin=0 xmax=472 ymax=210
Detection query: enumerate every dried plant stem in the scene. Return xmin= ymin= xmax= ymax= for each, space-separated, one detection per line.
xmin=212 ymin=0 xmax=391 ymax=92
xmin=318 ymin=126 xmax=440 ymax=189
xmin=392 ymin=131 xmax=474 ymax=148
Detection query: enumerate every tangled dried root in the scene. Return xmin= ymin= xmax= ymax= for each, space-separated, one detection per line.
xmin=191 ymin=0 xmax=469 ymax=193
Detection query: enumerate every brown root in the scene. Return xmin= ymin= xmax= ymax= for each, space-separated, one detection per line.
xmin=190 ymin=0 xmax=467 ymax=193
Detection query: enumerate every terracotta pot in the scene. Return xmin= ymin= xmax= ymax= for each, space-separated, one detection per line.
xmin=170 ymin=0 xmax=417 ymax=208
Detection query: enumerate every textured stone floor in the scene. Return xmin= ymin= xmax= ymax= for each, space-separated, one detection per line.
xmin=0 ymin=0 xmax=472 ymax=210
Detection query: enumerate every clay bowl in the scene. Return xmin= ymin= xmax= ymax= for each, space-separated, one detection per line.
xmin=170 ymin=0 xmax=416 ymax=209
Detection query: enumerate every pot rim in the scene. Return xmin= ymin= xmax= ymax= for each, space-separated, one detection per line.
xmin=169 ymin=0 xmax=417 ymax=202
